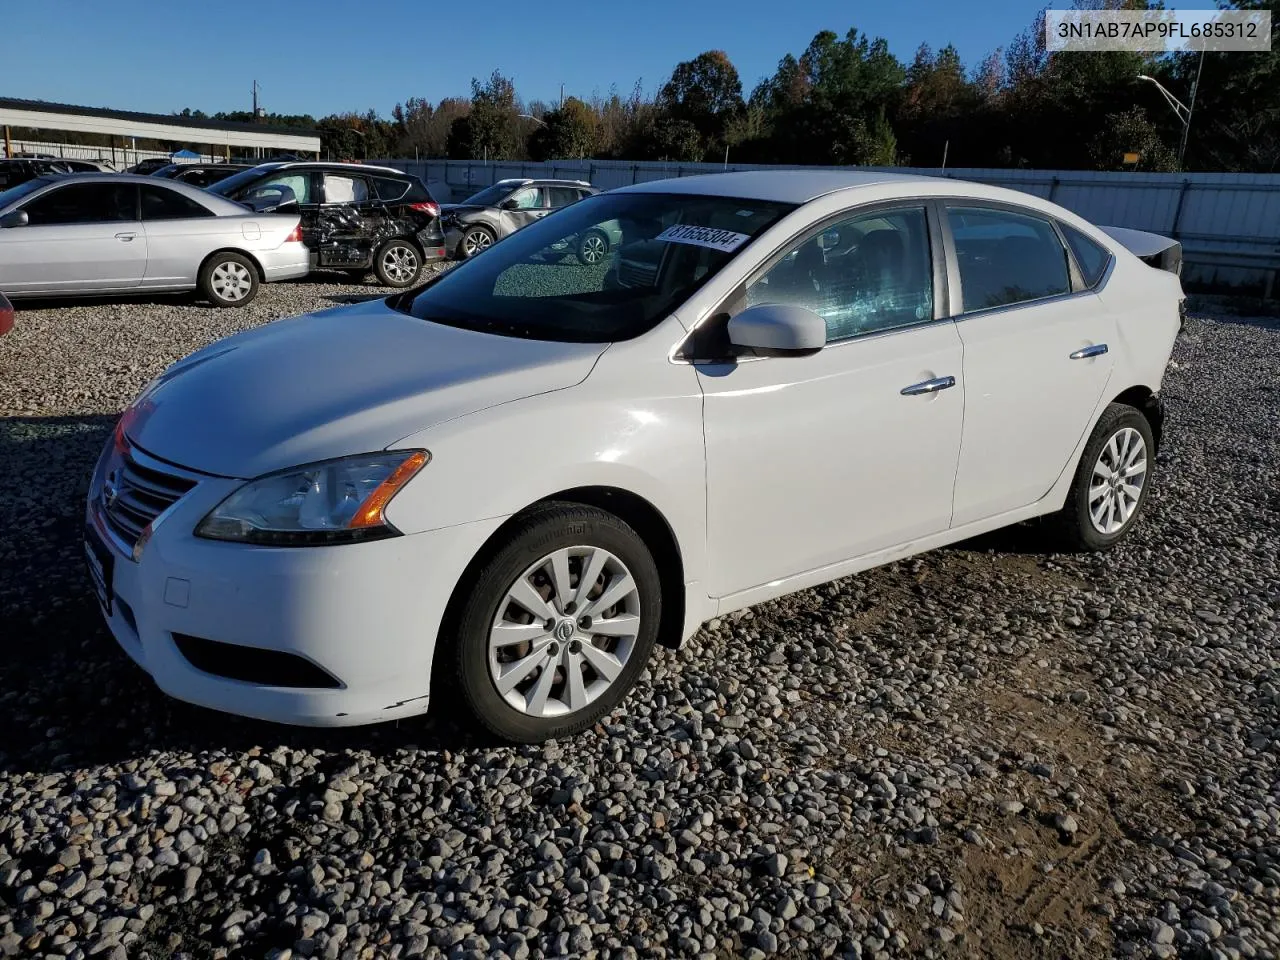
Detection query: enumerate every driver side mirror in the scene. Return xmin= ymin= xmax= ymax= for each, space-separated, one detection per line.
xmin=0 ymin=210 xmax=29 ymax=228
xmin=500 ymin=198 xmax=520 ymax=210
xmin=727 ymin=303 xmax=826 ymax=354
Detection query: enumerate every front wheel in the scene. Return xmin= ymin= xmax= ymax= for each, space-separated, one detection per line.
xmin=373 ymin=239 xmax=421 ymax=287
xmin=446 ymin=504 xmax=661 ymax=742
xmin=1055 ymin=403 xmax=1155 ymax=552
xmin=458 ymin=225 xmax=495 ymax=259
xmin=199 ymin=252 xmax=259 ymax=307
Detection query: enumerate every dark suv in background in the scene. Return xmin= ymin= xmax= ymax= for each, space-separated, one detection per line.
xmin=442 ymin=178 xmax=599 ymax=259
xmin=209 ymin=162 xmax=446 ymax=286
xmin=152 ymin=163 xmax=252 ymax=188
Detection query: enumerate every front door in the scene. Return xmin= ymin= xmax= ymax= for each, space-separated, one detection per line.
xmin=0 ymin=182 xmax=146 ymax=294
xmin=239 ymin=170 xmax=320 ymax=249
xmin=500 ymin=185 xmax=551 ymax=237
xmin=696 ymin=204 xmax=965 ymax=599
xmin=945 ymin=204 xmax=1118 ymax=526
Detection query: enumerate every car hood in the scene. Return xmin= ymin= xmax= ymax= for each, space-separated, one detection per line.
xmin=123 ymin=298 xmax=606 ymax=478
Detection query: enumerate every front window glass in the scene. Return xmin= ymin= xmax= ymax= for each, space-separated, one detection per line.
xmin=746 ymin=207 xmax=934 ymax=342
xmin=398 ymin=192 xmax=793 ymax=342
xmin=509 ymin=187 xmax=545 ymax=209
xmin=948 ymin=206 xmax=1071 ymax=311
xmin=22 ymin=183 xmax=137 ymax=225
xmin=463 ymin=182 xmax=517 ymax=206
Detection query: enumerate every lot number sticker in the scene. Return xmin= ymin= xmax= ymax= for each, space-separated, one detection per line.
xmin=655 ymin=224 xmax=751 ymax=253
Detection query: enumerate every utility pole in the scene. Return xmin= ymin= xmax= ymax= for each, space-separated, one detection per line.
xmin=560 ymin=83 xmax=564 ymax=109
xmin=1178 ymin=49 xmax=1206 ymax=172
xmin=252 ymin=80 xmax=261 ymax=122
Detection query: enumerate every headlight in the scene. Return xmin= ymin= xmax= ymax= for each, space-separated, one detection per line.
xmin=196 ymin=450 xmax=429 ymax=545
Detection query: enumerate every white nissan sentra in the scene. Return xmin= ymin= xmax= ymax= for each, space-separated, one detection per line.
xmin=85 ymin=171 xmax=1183 ymax=742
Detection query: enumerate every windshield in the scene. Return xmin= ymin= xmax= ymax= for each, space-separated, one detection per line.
xmin=207 ymin=166 xmax=274 ymax=196
xmin=396 ymin=191 xmax=794 ymax=342
xmin=461 ymin=182 xmax=519 ymax=206
xmin=0 ymin=178 xmax=52 ymax=209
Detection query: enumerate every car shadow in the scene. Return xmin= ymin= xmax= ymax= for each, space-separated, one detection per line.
xmin=943 ymin=518 xmax=1061 ymax=557
xmin=9 ymin=292 xmax=206 ymax=311
xmin=0 ymin=414 xmax=493 ymax=779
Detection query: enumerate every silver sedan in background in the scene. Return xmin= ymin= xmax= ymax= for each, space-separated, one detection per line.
xmin=0 ymin=174 xmax=309 ymax=307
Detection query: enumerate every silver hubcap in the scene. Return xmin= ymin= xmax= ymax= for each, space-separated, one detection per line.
xmin=488 ymin=546 xmax=641 ymax=718
xmin=464 ymin=231 xmax=492 ymax=256
xmin=382 ymin=245 xmax=418 ymax=283
xmin=211 ymin=261 xmax=252 ymax=301
xmin=1089 ymin=427 xmax=1147 ymax=535
xmin=580 ymin=234 xmax=607 ymax=263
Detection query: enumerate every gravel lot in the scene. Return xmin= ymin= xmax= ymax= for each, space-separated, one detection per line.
xmin=0 ymin=280 xmax=1278 ymax=960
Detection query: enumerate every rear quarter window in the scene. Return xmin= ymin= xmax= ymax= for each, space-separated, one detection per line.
xmin=373 ymin=177 xmax=411 ymax=202
xmin=1061 ymin=224 xmax=1112 ymax=288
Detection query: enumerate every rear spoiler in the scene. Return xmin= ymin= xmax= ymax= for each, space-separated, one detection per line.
xmin=1099 ymin=225 xmax=1183 ymax=277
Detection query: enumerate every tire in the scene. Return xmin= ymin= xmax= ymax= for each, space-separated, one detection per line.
xmin=1055 ymin=403 xmax=1155 ymax=552
xmin=576 ymin=229 xmax=610 ymax=266
xmin=198 ymin=252 xmax=259 ymax=308
xmin=458 ymin=225 xmax=496 ymax=259
xmin=445 ymin=503 xmax=662 ymax=743
xmin=373 ymin=239 xmax=421 ymax=287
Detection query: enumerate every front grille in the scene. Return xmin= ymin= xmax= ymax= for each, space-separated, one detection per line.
xmin=101 ymin=447 xmax=198 ymax=550
xmin=172 ymin=634 xmax=343 ymax=689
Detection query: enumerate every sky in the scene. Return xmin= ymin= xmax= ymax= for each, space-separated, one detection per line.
xmin=2 ymin=0 xmax=1047 ymax=119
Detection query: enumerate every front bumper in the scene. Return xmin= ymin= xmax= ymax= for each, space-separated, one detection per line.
xmin=258 ymin=242 xmax=311 ymax=282
xmin=86 ymin=439 xmax=503 ymax=727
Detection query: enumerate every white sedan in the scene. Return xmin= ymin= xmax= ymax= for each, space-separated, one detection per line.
xmin=85 ymin=171 xmax=1183 ymax=741
xmin=0 ymin=174 xmax=308 ymax=307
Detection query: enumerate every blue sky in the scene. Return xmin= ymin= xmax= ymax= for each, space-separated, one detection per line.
xmin=3 ymin=0 xmax=1046 ymax=118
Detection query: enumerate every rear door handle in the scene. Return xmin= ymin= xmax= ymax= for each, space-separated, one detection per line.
xmin=1069 ymin=343 xmax=1108 ymax=359
xmin=900 ymin=375 xmax=956 ymax=396
xmin=115 ymin=232 xmax=137 ymax=242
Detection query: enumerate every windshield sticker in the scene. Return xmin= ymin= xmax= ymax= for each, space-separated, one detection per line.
xmin=655 ymin=224 xmax=751 ymax=253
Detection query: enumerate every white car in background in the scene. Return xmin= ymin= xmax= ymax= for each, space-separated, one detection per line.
xmin=85 ymin=170 xmax=1183 ymax=741
xmin=0 ymin=174 xmax=308 ymax=307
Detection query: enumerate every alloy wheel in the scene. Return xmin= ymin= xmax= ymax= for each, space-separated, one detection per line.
xmin=580 ymin=233 xmax=607 ymax=264
xmin=464 ymin=231 xmax=493 ymax=256
xmin=1088 ymin=426 xmax=1148 ymax=535
xmin=487 ymin=546 xmax=642 ymax=718
xmin=381 ymin=245 xmax=419 ymax=284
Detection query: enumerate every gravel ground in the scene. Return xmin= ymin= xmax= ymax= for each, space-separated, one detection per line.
xmin=0 ymin=282 xmax=1278 ymax=960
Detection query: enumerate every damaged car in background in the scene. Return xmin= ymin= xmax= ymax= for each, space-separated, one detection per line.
xmin=208 ymin=162 xmax=445 ymax=286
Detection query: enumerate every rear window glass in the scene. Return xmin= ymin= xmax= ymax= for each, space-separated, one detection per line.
xmin=1061 ymin=224 xmax=1111 ymax=287
xmin=947 ymin=206 xmax=1071 ymax=312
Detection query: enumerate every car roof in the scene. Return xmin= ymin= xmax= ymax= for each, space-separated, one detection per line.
xmin=617 ymin=169 xmax=951 ymax=204
xmin=253 ymin=161 xmax=409 ymax=176
xmin=1 ymin=172 xmax=257 ymax=215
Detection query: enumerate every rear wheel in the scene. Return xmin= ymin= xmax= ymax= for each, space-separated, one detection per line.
xmin=576 ymin=229 xmax=610 ymax=265
xmin=1054 ymin=403 xmax=1155 ymax=551
xmin=199 ymin=252 xmax=259 ymax=307
xmin=446 ymin=504 xmax=661 ymax=742
xmin=373 ymin=239 xmax=421 ymax=287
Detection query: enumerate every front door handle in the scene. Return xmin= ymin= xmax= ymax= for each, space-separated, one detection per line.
xmin=1069 ymin=343 xmax=1109 ymax=359
xmin=115 ymin=232 xmax=137 ymax=242
xmin=900 ymin=375 xmax=956 ymax=396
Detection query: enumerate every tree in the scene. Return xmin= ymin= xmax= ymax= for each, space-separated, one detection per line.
xmin=528 ymin=97 xmax=599 ymax=160
xmin=449 ymin=71 xmax=522 ymax=161
xmin=657 ymin=50 xmax=745 ymax=153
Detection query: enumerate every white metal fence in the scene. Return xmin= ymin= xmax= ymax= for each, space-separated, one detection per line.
xmin=375 ymin=157 xmax=1280 ymax=298
xmin=2 ymin=139 xmax=218 ymax=169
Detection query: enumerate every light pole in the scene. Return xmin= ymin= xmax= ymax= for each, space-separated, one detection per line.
xmin=1137 ymin=49 xmax=1204 ymax=171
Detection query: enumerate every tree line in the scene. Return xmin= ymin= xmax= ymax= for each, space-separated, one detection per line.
xmin=357 ymin=1 xmax=1278 ymax=173
xmin=13 ymin=2 xmax=1276 ymax=173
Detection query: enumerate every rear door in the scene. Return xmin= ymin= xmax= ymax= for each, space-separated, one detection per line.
xmin=318 ymin=170 xmax=377 ymax=268
xmin=946 ymin=203 xmax=1118 ymax=526
xmin=139 ymin=183 xmax=222 ymax=286
xmin=0 ymin=181 xmax=146 ymax=294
